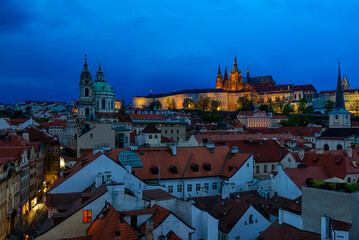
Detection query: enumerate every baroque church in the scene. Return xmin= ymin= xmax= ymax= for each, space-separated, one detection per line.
xmin=77 ymin=55 xmax=116 ymax=119
xmin=216 ymin=57 xmax=276 ymax=91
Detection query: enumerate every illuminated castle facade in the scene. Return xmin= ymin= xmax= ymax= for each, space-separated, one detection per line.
xmin=133 ymin=57 xmax=317 ymax=111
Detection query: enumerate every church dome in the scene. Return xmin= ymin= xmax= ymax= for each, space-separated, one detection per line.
xmin=92 ymin=81 xmax=115 ymax=94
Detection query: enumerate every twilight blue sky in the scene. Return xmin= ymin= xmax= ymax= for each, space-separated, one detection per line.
xmin=0 ymin=0 xmax=358 ymax=104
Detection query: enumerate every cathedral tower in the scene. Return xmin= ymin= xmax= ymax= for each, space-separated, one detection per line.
xmin=329 ymin=61 xmax=351 ymax=128
xmin=342 ymin=75 xmax=349 ymax=90
xmin=78 ymin=55 xmax=95 ymax=118
xmin=216 ymin=65 xmax=223 ymax=89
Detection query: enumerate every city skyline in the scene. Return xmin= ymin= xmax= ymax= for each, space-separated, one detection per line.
xmin=1 ymin=0 xmax=358 ymax=104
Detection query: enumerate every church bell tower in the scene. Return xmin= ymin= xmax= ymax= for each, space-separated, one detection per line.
xmin=78 ymin=54 xmax=95 ymax=118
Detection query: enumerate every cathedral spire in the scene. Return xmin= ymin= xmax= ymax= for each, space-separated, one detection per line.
xmin=218 ymin=65 xmax=221 ymax=74
xmin=95 ymin=60 xmax=105 ymax=82
xmin=335 ymin=60 xmax=345 ymax=110
xmin=224 ymin=67 xmax=228 ymax=78
xmin=233 ymin=56 xmax=238 ymax=71
xmin=247 ymin=64 xmax=250 ymax=79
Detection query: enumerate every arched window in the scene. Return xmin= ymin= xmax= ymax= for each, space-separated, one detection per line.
xmin=324 ymin=144 xmax=329 ymax=150
xmin=335 ymin=115 xmax=338 ymax=120
xmin=149 ymin=135 xmax=152 ymax=139
xmin=85 ymin=88 xmax=89 ymax=96
xmin=249 ymin=214 xmax=254 ymax=224
xmin=337 ymin=144 xmax=343 ymax=150
xmin=112 ymin=100 xmax=114 ymax=109
xmin=154 ymin=135 xmax=158 ymax=139
xmin=102 ymin=99 xmax=105 ymax=109
xmin=85 ymin=108 xmax=90 ymax=116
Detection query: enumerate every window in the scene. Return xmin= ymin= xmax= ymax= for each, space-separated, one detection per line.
xmin=335 ymin=115 xmax=338 ymax=120
xmin=165 ymin=130 xmax=168 ymax=134
xmin=154 ymin=135 xmax=158 ymax=139
xmin=168 ymin=185 xmax=173 ymax=193
xmin=271 ymin=164 xmax=275 ymax=171
xmin=247 ymin=163 xmax=249 ymax=167
xmin=149 ymin=135 xmax=152 ymax=139
xmin=348 ymin=178 xmax=351 ymax=183
xmin=256 ymin=166 xmax=259 ymax=173
xmin=177 ymin=130 xmax=179 ymax=133
xmin=187 ymin=184 xmax=192 ymax=192
xmin=249 ymin=214 xmax=254 ymax=224
xmin=196 ymin=183 xmax=201 ymax=191
xmin=102 ymin=99 xmax=105 ymax=109
xmin=324 ymin=144 xmax=329 ymax=150
xmin=83 ymin=210 xmax=92 ymax=223
xmin=171 ymin=130 xmax=173 ymax=134
xmin=264 ymin=165 xmax=267 ymax=173
xmin=85 ymin=88 xmax=89 ymax=96
xmin=235 ymin=237 xmax=240 ymax=240
xmin=213 ymin=182 xmax=217 ymax=190
xmin=177 ymin=184 xmax=182 ymax=192
xmin=337 ymin=144 xmax=343 ymax=150
xmin=204 ymin=183 xmax=209 ymax=190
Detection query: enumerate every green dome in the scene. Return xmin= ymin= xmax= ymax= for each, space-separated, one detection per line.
xmin=92 ymin=81 xmax=115 ymax=93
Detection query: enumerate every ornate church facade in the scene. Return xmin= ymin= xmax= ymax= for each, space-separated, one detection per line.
xmin=77 ymin=55 xmax=116 ymax=119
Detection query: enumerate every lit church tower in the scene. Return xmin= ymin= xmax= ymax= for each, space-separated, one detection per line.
xmin=229 ymin=56 xmax=239 ymax=91
xmin=223 ymin=67 xmax=229 ymax=90
xmin=78 ymin=54 xmax=95 ymax=118
xmin=216 ymin=65 xmax=223 ymax=89
xmin=329 ymin=61 xmax=351 ymax=128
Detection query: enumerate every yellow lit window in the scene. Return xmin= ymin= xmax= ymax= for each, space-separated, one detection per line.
xmin=83 ymin=210 xmax=92 ymax=223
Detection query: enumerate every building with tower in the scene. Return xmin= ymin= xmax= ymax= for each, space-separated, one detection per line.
xmin=66 ymin=56 xmax=130 ymax=156
xmin=133 ymin=56 xmax=316 ymax=111
xmin=328 ymin=61 xmax=351 ymax=129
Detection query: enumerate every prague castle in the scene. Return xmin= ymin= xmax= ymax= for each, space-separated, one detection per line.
xmin=133 ymin=57 xmax=317 ymax=111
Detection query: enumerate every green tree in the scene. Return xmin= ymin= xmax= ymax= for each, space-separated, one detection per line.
xmin=182 ymin=98 xmax=195 ymax=110
xmin=210 ymin=100 xmax=221 ymax=111
xmin=298 ymin=98 xmax=307 ymax=114
xmin=149 ymin=100 xmax=162 ymax=110
xmin=166 ymin=98 xmax=176 ymax=110
xmin=259 ymin=104 xmax=269 ymax=112
xmin=350 ymin=100 xmax=359 ymax=116
xmin=304 ymin=105 xmax=315 ymax=114
xmin=283 ymin=103 xmax=294 ymax=116
xmin=237 ymin=97 xmax=254 ymax=111
xmin=324 ymin=100 xmax=335 ymax=114
xmin=198 ymin=94 xmax=211 ymax=111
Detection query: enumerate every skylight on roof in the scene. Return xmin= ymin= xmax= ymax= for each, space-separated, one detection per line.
xmin=118 ymin=151 xmax=142 ymax=168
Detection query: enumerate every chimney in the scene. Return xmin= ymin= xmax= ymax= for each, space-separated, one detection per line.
xmin=104 ymin=171 xmax=112 ymax=183
xmin=22 ymin=133 xmax=29 ymax=141
xmin=221 ymin=183 xmax=230 ymax=200
xmin=346 ymin=147 xmax=352 ymax=158
xmin=95 ymin=172 xmax=103 ymax=188
xmin=169 ymin=143 xmax=176 ymax=156
xmin=278 ymin=208 xmax=284 ymax=225
xmin=321 ymin=215 xmax=331 ymax=240
xmin=231 ymin=146 xmax=239 ymax=154
xmin=298 ymin=149 xmax=305 ymax=161
xmin=316 ymin=148 xmax=324 ymax=154
xmin=279 ymin=136 xmax=285 ymax=147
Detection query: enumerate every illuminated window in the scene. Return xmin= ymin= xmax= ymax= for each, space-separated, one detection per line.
xmin=83 ymin=210 xmax=92 ymax=223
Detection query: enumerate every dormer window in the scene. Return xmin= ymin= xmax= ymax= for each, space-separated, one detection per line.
xmin=150 ymin=165 xmax=158 ymax=175
xmin=191 ymin=164 xmax=199 ymax=172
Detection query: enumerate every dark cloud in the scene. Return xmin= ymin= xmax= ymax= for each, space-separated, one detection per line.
xmin=0 ymin=0 xmax=33 ymax=33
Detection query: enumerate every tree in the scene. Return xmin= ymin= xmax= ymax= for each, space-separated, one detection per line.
xmin=149 ymin=100 xmax=162 ymax=110
xmin=283 ymin=103 xmax=294 ymax=116
xmin=198 ymin=94 xmax=211 ymax=111
xmin=237 ymin=97 xmax=254 ymax=111
xmin=304 ymin=105 xmax=315 ymax=114
xmin=259 ymin=104 xmax=269 ymax=112
xmin=182 ymin=98 xmax=195 ymax=110
xmin=324 ymin=100 xmax=335 ymax=114
xmin=166 ymin=98 xmax=176 ymax=110
xmin=210 ymin=100 xmax=221 ymax=111
xmin=298 ymin=98 xmax=307 ymax=114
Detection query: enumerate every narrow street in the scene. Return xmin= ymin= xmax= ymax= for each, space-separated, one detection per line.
xmin=9 ymin=198 xmax=48 ymax=240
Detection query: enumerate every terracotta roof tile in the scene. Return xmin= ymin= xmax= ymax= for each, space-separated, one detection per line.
xmin=142 ymin=189 xmax=177 ymax=201
xmin=136 ymin=205 xmax=171 ymax=234
xmin=283 ymin=166 xmax=330 ymax=189
xmin=87 ymin=204 xmax=138 ymax=240
xmin=256 ymin=221 xmax=320 ymax=240
xmin=331 ymin=219 xmax=352 ymax=231
xmin=193 ymin=195 xmax=250 ymax=233
xmin=130 ymin=114 xmax=165 ymax=121
xmin=141 ymin=124 xmax=161 ymax=134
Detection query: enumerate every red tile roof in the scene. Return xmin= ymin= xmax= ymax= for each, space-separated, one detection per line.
xmin=331 ymin=219 xmax=352 ymax=231
xmin=256 ymin=221 xmax=320 ymax=240
xmin=245 ymin=127 xmax=323 ymax=137
xmin=292 ymin=84 xmax=316 ymax=92
xmin=299 ymin=150 xmax=359 ymax=179
xmin=283 ymin=166 xmax=330 ymax=189
xmin=141 ymin=124 xmax=161 ymax=134
xmin=130 ymin=114 xmax=165 ymax=121
xmin=108 ymin=146 xmax=251 ymax=181
xmin=87 ymin=204 xmax=138 ymax=240
xmin=142 ymin=189 xmax=177 ymax=201
xmin=193 ymin=195 xmax=250 ymax=233
xmin=167 ymin=231 xmax=182 ymax=240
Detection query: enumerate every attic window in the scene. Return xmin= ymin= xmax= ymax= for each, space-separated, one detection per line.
xmin=191 ymin=164 xmax=199 ymax=172
xmin=170 ymin=165 xmax=178 ymax=174
xmin=228 ymin=165 xmax=235 ymax=171
xmin=203 ymin=163 xmax=211 ymax=171
xmin=150 ymin=165 xmax=159 ymax=175
xmin=115 ymin=231 xmax=121 ymax=237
